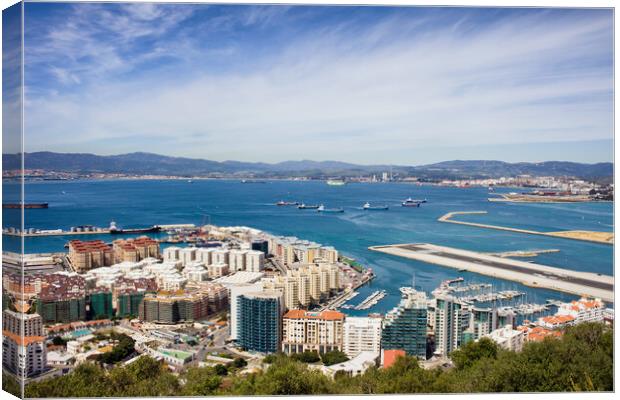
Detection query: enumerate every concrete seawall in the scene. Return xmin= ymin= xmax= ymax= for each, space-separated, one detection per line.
xmin=438 ymin=211 xmax=613 ymax=245
xmin=369 ymin=243 xmax=613 ymax=302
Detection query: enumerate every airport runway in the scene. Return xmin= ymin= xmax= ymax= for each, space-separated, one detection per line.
xmin=369 ymin=243 xmax=614 ymax=302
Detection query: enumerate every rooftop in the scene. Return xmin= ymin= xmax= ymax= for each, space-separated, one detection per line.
xmin=283 ymin=309 xmax=344 ymax=321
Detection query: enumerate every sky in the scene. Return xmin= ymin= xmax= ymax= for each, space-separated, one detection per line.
xmin=10 ymin=3 xmax=615 ymax=164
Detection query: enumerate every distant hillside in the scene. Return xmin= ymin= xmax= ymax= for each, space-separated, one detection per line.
xmin=2 ymin=151 xmax=613 ymax=180
xmin=415 ymin=160 xmax=613 ymax=180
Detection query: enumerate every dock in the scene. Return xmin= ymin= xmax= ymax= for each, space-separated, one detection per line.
xmin=438 ymin=211 xmax=613 ymax=245
xmin=369 ymin=243 xmax=613 ymax=302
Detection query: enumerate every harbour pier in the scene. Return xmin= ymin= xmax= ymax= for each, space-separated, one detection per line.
xmin=369 ymin=243 xmax=613 ymax=302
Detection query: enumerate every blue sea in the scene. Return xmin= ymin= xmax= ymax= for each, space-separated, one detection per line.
xmin=2 ymin=179 xmax=614 ymax=314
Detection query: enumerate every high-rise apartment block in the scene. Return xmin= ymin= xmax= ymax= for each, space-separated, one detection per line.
xmin=342 ymin=316 xmax=382 ymax=358
xmin=2 ymin=310 xmax=47 ymax=378
xmin=281 ymin=309 xmax=344 ymax=354
xmin=382 ymin=288 xmax=428 ymax=359
xmin=236 ymin=290 xmax=283 ymax=353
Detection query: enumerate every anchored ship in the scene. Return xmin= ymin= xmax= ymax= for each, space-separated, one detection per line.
xmin=318 ymin=204 xmax=344 ymax=213
xmin=362 ymin=202 xmax=389 ymax=210
xmin=3 ymin=203 xmax=49 ymax=209
xmin=326 ymin=179 xmax=346 ymax=186
xmin=276 ymin=201 xmax=299 ymax=206
xmin=401 ymin=197 xmax=426 ymax=207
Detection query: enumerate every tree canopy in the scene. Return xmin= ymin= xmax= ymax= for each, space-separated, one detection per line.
xmin=23 ymin=322 xmax=613 ymax=397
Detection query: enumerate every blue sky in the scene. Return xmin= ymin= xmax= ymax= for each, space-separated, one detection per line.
xmin=15 ymin=3 xmax=614 ymax=164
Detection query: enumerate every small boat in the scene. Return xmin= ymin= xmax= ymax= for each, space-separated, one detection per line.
xmin=318 ymin=204 xmax=344 ymax=213
xmin=298 ymin=203 xmax=320 ymax=209
xmin=276 ymin=201 xmax=299 ymax=206
xmin=402 ymin=197 xmax=426 ymax=207
xmin=362 ymin=202 xmax=388 ymax=210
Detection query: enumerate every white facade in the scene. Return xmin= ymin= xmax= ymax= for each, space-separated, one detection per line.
xmin=179 ymin=248 xmax=197 ymax=266
xmin=229 ymin=250 xmax=248 ymax=272
xmin=208 ymin=263 xmax=230 ymax=279
xmin=556 ymin=298 xmax=605 ymax=324
xmin=163 ymin=246 xmax=181 ymax=262
xmin=196 ymin=248 xmax=216 ymax=265
xmin=342 ymin=316 xmax=382 ymax=358
xmin=245 ymin=250 xmax=265 ymax=272
xmin=486 ymin=325 xmax=525 ymax=352
xmin=212 ymin=249 xmax=230 ymax=265
xmin=228 ymin=282 xmax=264 ymax=340
xmin=2 ymin=337 xmax=47 ymax=377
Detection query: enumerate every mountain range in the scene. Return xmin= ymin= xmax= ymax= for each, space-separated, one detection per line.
xmin=2 ymin=151 xmax=613 ymax=181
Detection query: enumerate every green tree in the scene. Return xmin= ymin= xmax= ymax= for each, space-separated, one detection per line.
xmin=450 ymin=337 xmax=498 ymax=370
xmin=181 ymin=366 xmax=222 ymax=395
xmin=2 ymin=373 xmax=21 ymax=398
xmin=52 ymin=336 xmax=67 ymax=346
xmin=291 ymin=350 xmax=320 ymax=363
xmin=214 ymin=363 xmax=229 ymax=376
xmin=321 ymin=350 xmax=349 ymax=366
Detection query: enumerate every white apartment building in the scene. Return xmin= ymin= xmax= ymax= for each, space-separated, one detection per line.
xmin=179 ymin=248 xmax=197 ymax=266
xmin=342 ymin=316 xmax=382 ymax=358
xmin=182 ymin=262 xmax=208 ymax=282
xmin=212 ymin=249 xmax=230 ymax=266
xmin=163 ymin=246 xmax=181 ymax=262
xmin=486 ymin=325 xmax=525 ymax=352
xmin=281 ymin=309 xmax=345 ymax=354
xmin=2 ymin=311 xmax=47 ymax=377
xmin=229 ymin=250 xmax=247 ymax=272
xmin=196 ymin=248 xmax=216 ymax=265
xmin=245 ymin=250 xmax=265 ymax=272
xmin=555 ymin=297 xmax=605 ymax=324
xmin=208 ymin=263 xmax=230 ymax=279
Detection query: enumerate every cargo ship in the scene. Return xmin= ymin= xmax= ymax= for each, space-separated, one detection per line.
xmin=2 ymin=203 xmax=49 ymax=209
xmin=317 ymin=204 xmax=344 ymax=213
xmin=108 ymin=221 xmax=162 ymax=234
xmin=362 ymin=202 xmax=389 ymax=210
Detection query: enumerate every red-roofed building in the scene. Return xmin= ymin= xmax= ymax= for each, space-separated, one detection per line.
xmin=113 ymin=236 xmax=160 ymax=263
xmin=68 ymin=240 xmax=114 ymax=272
xmin=381 ymin=349 xmax=406 ymax=368
xmin=537 ymin=314 xmax=576 ymax=330
xmin=517 ymin=325 xmax=563 ymax=342
xmin=282 ymin=309 xmax=345 ymax=354
xmin=556 ymin=297 xmax=605 ymax=324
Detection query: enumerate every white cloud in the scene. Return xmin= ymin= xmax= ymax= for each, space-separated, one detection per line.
xmin=23 ymin=7 xmax=613 ymax=164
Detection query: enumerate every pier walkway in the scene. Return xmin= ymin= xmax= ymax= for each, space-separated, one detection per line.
xmin=369 ymin=243 xmax=613 ymax=302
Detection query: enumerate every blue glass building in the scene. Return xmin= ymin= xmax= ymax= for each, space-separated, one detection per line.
xmin=236 ymin=290 xmax=283 ymax=353
xmin=381 ymin=287 xmax=428 ymax=359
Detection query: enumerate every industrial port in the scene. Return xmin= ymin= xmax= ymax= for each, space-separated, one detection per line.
xmin=369 ymin=243 xmax=613 ymax=302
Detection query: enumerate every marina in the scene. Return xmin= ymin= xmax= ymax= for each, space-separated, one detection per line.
xmin=353 ymin=290 xmax=387 ymax=310
xmin=369 ymin=243 xmax=613 ymax=302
